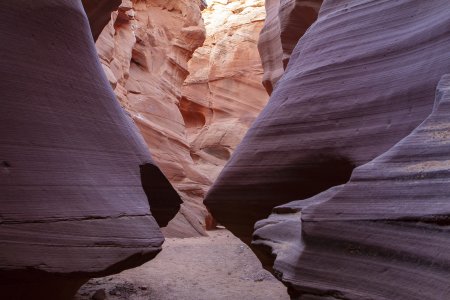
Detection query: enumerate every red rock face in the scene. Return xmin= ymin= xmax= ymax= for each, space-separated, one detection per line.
xmin=0 ymin=0 xmax=181 ymax=298
xmin=205 ymin=3 xmax=450 ymax=295
xmin=96 ymin=0 xmax=210 ymax=237
xmin=96 ymin=0 xmax=269 ymax=236
xmin=182 ymin=0 xmax=269 ymax=191
xmin=258 ymin=0 xmax=322 ymax=94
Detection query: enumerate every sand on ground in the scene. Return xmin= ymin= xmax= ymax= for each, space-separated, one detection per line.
xmin=75 ymin=229 xmax=289 ymax=300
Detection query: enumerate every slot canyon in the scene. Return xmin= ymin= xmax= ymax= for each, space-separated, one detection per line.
xmin=0 ymin=0 xmax=449 ymax=299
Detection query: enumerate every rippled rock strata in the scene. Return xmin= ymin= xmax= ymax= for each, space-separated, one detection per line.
xmin=96 ymin=0 xmax=269 ymax=236
xmin=205 ymin=0 xmax=450 ymax=248
xmin=254 ymin=74 xmax=450 ymax=299
xmin=182 ymin=0 xmax=268 ymax=186
xmin=0 ymin=1 xmax=181 ymax=298
xmin=258 ymin=0 xmax=322 ymax=94
xmin=96 ymin=0 xmax=210 ymax=236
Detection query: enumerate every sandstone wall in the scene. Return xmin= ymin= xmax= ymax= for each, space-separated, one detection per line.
xmin=205 ymin=1 xmax=450 ymax=298
xmin=96 ymin=0 xmax=210 ymax=237
xmin=0 ymin=1 xmax=181 ymax=298
xmin=254 ymin=74 xmax=450 ymax=298
xmin=182 ymin=0 xmax=268 ymax=185
xmin=96 ymin=0 xmax=268 ymax=236
xmin=258 ymin=0 xmax=322 ymax=94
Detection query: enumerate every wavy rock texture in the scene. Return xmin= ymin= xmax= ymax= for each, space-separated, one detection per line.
xmin=253 ymin=75 xmax=450 ymax=299
xmin=96 ymin=0 xmax=269 ymax=235
xmin=258 ymin=0 xmax=322 ymax=94
xmin=96 ymin=0 xmax=210 ymax=237
xmin=0 ymin=0 xmax=181 ymax=298
xmin=182 ymin=0 xmax=268 ymax=185
xmin=205 ymin=0 xmax=450 ymax=248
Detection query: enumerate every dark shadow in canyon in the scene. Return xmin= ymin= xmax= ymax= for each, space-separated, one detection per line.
xmin=140 ymin=163 xmax=183 ymax=227
xmin=82 ymin=0 xmax=121 ymax=41
xmin=206 ymin=155 xmax=356 ymax=252
xmin=0 ymin=249 xmax=161 ymax=300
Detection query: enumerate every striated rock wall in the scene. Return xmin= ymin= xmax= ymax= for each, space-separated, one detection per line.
xmin=96 ymin=0 xmax=210 ymax=237
xmin=258 ymin=0 xmax=322 ymax=94
xmin=254 ymin=74 xmax=450 ymax=298
xmin=182 ymin=0 xmax=268 ymax=186
xmin=0 ymin=0 xmax=181 ymax=298
xmin=97 ymin=0 xmax=269 ymax=235
xmin=205 ymin=2 xmax=450 ymax=296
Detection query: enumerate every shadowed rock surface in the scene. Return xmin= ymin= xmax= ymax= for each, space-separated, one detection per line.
xmin=0 ymin=1 xmax=181 ymax=298
xmin=258 ymin=0 xmax=322 ymax=94
xmin=253 ymin=75 xmax=450 ymax=299
xmin=82 ymin=0 xmax=122 ymax=40
xmin=205 ymin=0 xmax=450 ymax=247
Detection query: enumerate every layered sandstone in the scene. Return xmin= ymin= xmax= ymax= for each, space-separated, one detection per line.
xmin=96 ymin=0 xmax=210 ymax=237
xmin=205 ymin=0 xmax=450 ymax=276
xmin=254 ymin=74 xmax=450 ymax=298
xmin=182 ymin=0 xmax=268 ymax=184
xmin=97 ymin=0 xmax=268 ymax=235
xmin=258 ymin=0 xmax=322 ymax=94
xmin=0 ymin=0 xmax=181 ymax=298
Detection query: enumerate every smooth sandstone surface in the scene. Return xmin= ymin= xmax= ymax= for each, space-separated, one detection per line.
xmin=205 ymin=0 xmax=450 ymax=247
xmin=0 ymin=0 xmax=181 ymax=298
xmin=96 ymin=0 xmax=210 ymax=237
xmin=254 ymin=75 xmax=450 ymax=299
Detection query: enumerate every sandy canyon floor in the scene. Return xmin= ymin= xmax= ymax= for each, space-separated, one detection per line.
xmin=75 ymin=229 xmax=289 ymax=300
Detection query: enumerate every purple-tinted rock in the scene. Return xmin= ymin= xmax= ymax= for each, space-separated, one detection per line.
xmin=258 ymin=0 xmax=322 ymax=94
xmin=0 ymin=0 xmax=181 ymax=298
xmin=205 ymin=0 xmax=450 ymax=245
xmin=278 ymin=0 xmax=322 ymax=69
xmin=253 ymin=75 xmax=450 ymax=299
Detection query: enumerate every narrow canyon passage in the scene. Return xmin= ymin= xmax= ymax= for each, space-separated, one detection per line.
xmin=80 ymin=1 xmax=290 ymax=298
xmin=95 ymin=0 xmax=270 ymax=237
xmin=1 ymin=0 xmax=450 ymax=299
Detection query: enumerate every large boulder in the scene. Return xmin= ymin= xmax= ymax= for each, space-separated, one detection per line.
xmin=0 ymin=0 xmax=181 ymax=298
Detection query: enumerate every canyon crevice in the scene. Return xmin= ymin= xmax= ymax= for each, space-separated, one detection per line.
xmin=96 ymin=0 xmax=210 ymax=237
xmin=1 ymin=0 xmax=450 ymax=299
xmin=96 ymin=0 xmax=268 ymax=236
xmin=182 ymin=0 xmax=268 ymax=194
